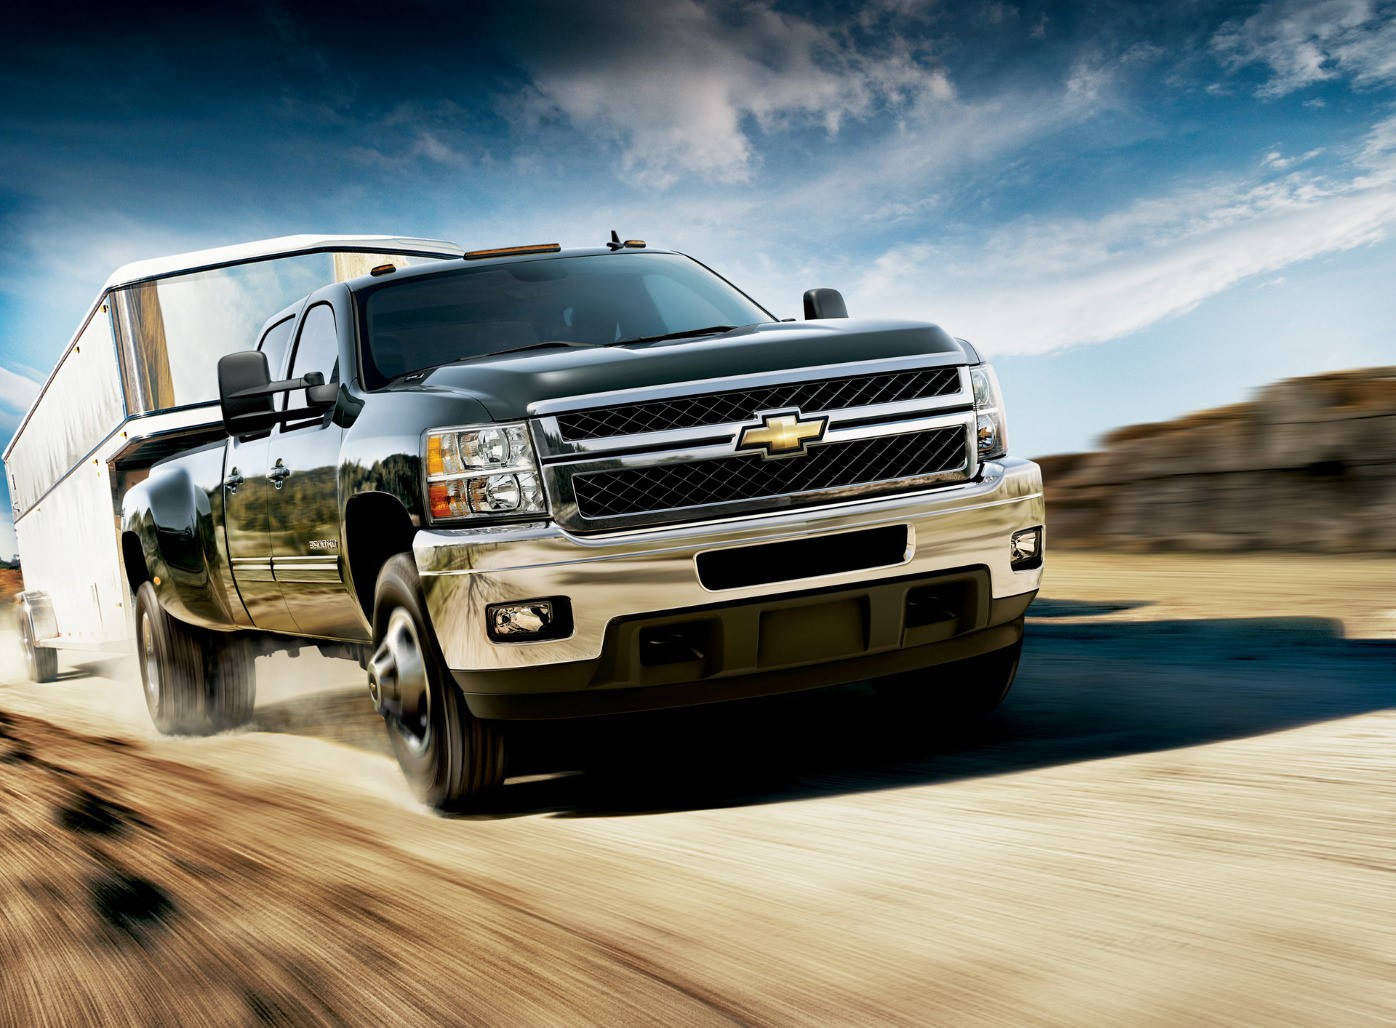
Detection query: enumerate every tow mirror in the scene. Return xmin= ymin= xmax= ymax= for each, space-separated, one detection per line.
xmin=218 ymin=351 xmax=273 ymax=434
xmin=218 ymin=355 xmax=336 ymax=436
xmin=803 ymin=288 xmax=848 ymax=320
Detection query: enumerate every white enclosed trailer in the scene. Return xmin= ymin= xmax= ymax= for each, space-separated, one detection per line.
xmin=5 ymin=235 xmax=461 ymax=679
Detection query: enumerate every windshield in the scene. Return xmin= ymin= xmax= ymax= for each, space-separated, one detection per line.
xmin=359 ymin=252 xmax=773 ymax=386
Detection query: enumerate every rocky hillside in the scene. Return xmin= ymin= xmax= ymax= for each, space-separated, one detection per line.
xmin=1039 ymin=367 xmax=1396 ymax=552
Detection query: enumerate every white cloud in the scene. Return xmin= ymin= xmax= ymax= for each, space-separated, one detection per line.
xmin=1261 ymin=146 xmax=1324 ymax=169
xmin=1212 ymin=0 xmax=1396 ymax=97
xmin=0 ymin=365 xmax=40 ymax=415
xmin=846 ymin=122 xmax=1396 ymax=356
xmin=504 ymin=0 xmax=951 ymax=187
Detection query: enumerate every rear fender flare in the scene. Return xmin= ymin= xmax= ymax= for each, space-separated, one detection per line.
xmin=120 ymin=468 xmax=230 ymax=628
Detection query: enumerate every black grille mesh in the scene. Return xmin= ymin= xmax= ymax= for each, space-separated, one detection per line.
xmin=556 ymin=366 xmax=960 ymax=440
xmin=572 ymin=426 xmax=967 ymax=520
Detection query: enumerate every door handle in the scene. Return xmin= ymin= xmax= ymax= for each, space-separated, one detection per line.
xmin=226 ymin=467 xmax=244 ymax=494
xmin=267 ymin=459 xmax=291 ymax=489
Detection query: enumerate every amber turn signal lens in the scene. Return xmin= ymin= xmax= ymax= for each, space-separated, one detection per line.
xmin=463 ymin=243 xmax=562 ymax=260
xmin=428 ymin=482 xmax=452 ymax=520
xmin=426 ymin=435 xmax=445 ymax=476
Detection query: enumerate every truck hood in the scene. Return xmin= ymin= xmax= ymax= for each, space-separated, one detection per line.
xmin=390 ymin=318 xmax=977 ymax=421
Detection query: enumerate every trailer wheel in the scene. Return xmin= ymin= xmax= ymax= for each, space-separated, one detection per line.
xmin=135 ymin=582 xmax=212 ymax=735
xmin=873 ymin=636 xmax=1024 ymax=723
xmin=370 ymin=554 xmax=504 ymax=809
xmin=18 ymin=614 xmax=58 ymax=683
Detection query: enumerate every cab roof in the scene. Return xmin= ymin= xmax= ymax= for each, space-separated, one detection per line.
xmin=339 ymin=244 xmax=678 ymax=293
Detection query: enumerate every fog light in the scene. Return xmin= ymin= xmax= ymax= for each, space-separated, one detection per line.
xmin=1010 ymin=527 xmax=1043 ymax=569
xmin=489 ymin=600 xmax=553 ymax=637
xmin=486 ymin=597 xmax=573 ymax=642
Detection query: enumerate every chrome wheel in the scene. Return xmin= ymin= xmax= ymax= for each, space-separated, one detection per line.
xmin=369 ymin=607 xmax=432 ymax=755
xmin=140 ymin=609 xmax=159 ymax=707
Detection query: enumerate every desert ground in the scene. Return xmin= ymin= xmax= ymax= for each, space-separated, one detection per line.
xmin=1 ymin=551 xmax=1393 ymax=1026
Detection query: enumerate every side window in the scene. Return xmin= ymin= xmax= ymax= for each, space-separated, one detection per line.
xmin=257 ymin=317 xmax=295 ymax=379
xmin=285 ymin=304 xmax=339 ymax=410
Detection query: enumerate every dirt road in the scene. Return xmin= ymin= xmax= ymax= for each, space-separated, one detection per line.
xmin=2 ymin=552 xmax=1393 ymax=1025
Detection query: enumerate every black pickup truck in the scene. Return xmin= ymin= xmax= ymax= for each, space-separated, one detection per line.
xmin=121 ymin=240 xmax=1045 ymax=807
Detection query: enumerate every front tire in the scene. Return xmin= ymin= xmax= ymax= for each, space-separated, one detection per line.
xmin=371 ymin=554 xmax=504 ymax=809
xmin=135 ymin=582 xmax=256 ymax=735
xmin=206 ymin=635 xmax=256 ymax=731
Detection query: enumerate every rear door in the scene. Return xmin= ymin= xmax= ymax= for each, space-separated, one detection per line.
xmin=223 ymin=316 xmax=299 ymax=632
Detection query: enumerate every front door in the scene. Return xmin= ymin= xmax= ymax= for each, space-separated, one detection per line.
xmin=222 ymin=315 xmax=299 ymax=633
xmin=223 ymin=432 xmax=298 ymax=632
xmin=267 ymin=301 xmax=366 ymax=639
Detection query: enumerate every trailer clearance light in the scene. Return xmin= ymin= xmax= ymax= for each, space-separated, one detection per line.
xmin=970 ymin=364 xmax=1007 ymax=461
xmin=424 ymin=423 xmax=548 ymax=523
xmin=463 ymin=243 xmax=562 ymax=260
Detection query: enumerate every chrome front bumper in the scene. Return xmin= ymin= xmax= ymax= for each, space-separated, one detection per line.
xmin=414 ymin=457 xmax=1044 ymax=673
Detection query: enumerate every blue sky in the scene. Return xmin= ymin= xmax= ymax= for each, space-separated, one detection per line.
xmin=3 ymin=0 xmax=1396 ymax=555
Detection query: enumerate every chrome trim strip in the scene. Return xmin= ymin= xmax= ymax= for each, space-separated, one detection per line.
xmin=231 ymin=557 xmax=276 ymax=583
xmin=567 ymin=409 xmax=972 ymax=471
xmin=271 ymin=554 xmax=342 ymax=584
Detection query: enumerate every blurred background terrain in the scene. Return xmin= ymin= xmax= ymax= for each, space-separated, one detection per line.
xmin=1041 ymin=365 xmax=1396 ymax=553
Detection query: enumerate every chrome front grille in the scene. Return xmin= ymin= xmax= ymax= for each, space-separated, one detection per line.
xmin=531 ymin=357 xmax=976 ymax=533
xmin=571 ymin=426 xmax=968 ymax=520
xmin=555 ymin=366 xmax=960 ymax=440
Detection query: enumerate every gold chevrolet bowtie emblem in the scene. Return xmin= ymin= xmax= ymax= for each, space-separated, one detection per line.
xmin=736 ymin=410 xmax=828 ymax=458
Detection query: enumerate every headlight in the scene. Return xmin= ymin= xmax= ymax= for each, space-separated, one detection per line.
xmin=424 ymin=423 xmax=548 ymax=522
xmin=969 ymin=363 xmax=1007 ymax=461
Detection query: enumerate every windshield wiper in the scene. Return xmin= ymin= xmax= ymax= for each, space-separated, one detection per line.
xmin=621 ymin=325 xmax=737 ymax=345
xmin=487 ymin=339 xmax=599 ymax=357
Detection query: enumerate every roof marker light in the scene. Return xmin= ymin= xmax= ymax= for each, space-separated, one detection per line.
xmin=370 ymin=263 xmax=397 ymax=276
xmin=463 ymin=243 xmax=562 ymax=260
